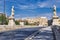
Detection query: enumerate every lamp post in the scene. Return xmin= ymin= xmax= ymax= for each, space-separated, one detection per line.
xmin=4 ymin=0 xmax=5 ymax=13
xmin=2 ymin=0 xmax=5 ymax=25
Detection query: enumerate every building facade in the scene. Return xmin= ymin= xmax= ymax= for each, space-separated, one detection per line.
xmin=39 ymin=17 xmax=48 ymax=26
xmin=25 ymin=17 xmax=48 ymax=26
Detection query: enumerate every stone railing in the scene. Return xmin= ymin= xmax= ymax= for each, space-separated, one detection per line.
xmin=0 ymin=25 xmax=40 ymax=32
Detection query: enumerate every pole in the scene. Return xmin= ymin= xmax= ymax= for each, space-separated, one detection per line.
xmin=2 ymin=0 xmax=5 ymax=25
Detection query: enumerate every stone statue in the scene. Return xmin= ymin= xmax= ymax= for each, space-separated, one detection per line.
xmin=53 ymin=5 xmax=56 ymax=16
xmin=11 ymin=6 xmax=14 ymax=16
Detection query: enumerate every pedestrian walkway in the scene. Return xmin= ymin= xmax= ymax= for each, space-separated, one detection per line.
xmin=25 ymin=27 xmax=53 ymax=40
xmin=52 ymin=26 xmax=60 ymax=40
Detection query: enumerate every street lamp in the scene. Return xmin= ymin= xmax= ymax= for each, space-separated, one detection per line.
xmin=2 ymin=0 xmax=5 ymax=25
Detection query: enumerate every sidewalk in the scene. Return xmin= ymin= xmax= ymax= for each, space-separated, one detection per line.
xmin=52 ymin=26 xmax=60 ymax=40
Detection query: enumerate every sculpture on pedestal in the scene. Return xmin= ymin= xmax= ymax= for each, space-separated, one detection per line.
xmin=8 ymin=6 xmax=15 ymax=26
xmin=52 ymin=5 xmax=60 ymax=26
xmin=53 ymin=5 xmax=58 ymax=19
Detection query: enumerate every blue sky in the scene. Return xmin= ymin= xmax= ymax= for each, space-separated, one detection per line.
xmin=0 ymin=0 xmax=60 ymax=19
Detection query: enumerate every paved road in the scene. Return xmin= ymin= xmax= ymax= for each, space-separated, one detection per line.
xmin=0 ymin=26 xmax=54 ymax=40
xmin=25 ymin=27 xmax=54 ymax=40
xmin=0 ymin=27 xmax=40 ymax=40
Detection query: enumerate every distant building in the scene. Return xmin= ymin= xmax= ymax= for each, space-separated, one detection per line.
xmin=39 ymin=17 xmax=48 ymax=26
xmin=19 ymin=20 xmax=25 ymax=26
xmin=16 ymin=19 xmax=27 ymax=25
xmin=25 ymin=17 xmax=48 ymax=26
xmin=26 ymin=18 xmax=37 ymax=24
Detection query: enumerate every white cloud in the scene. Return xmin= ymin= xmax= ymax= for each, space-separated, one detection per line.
xmin=19 ymin=5 xmax=29 ymax=9
xmin=17 ymin=4 xmax=37 ymax=9
xmin=15 ymin=0 xmax=57 ymax=10
xmin=37 ymin=0 xmax=54 ymax=8
xmin=17 ymin=3 xmax=47 ymax=10
xmin=37 ymin=2 xmax=47 ymax=8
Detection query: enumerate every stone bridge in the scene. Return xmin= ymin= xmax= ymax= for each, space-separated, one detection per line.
xmin=0 ymin=25 xmax=40 ymax=32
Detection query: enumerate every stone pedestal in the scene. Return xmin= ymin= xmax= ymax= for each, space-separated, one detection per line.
xmin=52 ymin=16 xmax=59 ymax=26
xmin=53 ymin=16 xmax=58 ymax=19
xmin=8 ymin=17 xmax=15 ymax=26
xmin=52 ymin=19 xmax=60 ymax=26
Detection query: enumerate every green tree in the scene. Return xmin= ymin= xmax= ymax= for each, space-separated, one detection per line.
xmin=15 ymin=21 xmax=19 ymax=25
xmin=0 ymin=14 xmax=8 ymax=25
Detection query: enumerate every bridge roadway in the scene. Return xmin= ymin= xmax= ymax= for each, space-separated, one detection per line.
xmin=0 ymin=26 xmax=54 ymax=40
xmin=25 ymin=26 xmax=54 ymax=40
xmin=0 ymin=27 xmax=40 ymax=40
